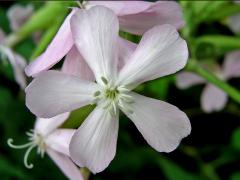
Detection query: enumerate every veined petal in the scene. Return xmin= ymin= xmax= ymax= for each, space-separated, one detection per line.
xmin=87 ymin=1 xmax=184 ymax=35
xmin=35 ymin=112 xmax=70 ymax=136
xmin=71 ymin=6 xmax=119 ymax=85
xmin=25 ymin=9 xmax=77 ymax=77
xmin=201 ymin=84 xmax=228 ymax=113
xmin=118 ymin=24 xmax=188 ymax=89
xmin=62 ymin=46 xmax=94 ymax=81
xmin=47 ymin=149 xmax=83 ymax=180
xmin=118 ymin=37 xmax=137 ymax=70
xmin=70 ymin=106 xmax=119 ymax=173
xmin=7 ymin=4 xmax=33 ymax=31
xmin=46 ymin=129 xmax=76 ymax=156
xmin=176 ymin=72 xmax=205 ymax=89
xmin=222 ymin=50 xmax=240 ymax=79
xmin=121 ymin=93 xmax=191 ymax=152
xmin=25 ymin=70 xmax=99 ymax=118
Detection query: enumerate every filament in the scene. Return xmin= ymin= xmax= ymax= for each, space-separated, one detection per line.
xmin=7 ymin=138 xmax=33 ymax=149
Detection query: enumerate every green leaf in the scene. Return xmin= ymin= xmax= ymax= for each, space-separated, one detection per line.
xmin=231 ymin=127 xmax=240 ymax=150
xmin=231 ymin=172 xmax=240 ymax=180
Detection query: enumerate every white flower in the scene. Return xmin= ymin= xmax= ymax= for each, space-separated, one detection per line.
xmin=26 ymin=6 xmax=191 ymax=173
xmin=8 ymin=113 xmax=83 ymax=180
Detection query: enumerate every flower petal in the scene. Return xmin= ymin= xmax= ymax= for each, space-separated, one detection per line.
xmin=222 ymin=50 xmax=240 ymax=79
xmin=47 ymin=148 xmax=83 ymax=180
xmin=70 ymin=106 xmax=119 ymax=173
xmin=88 ymin=1 xmax=184 ymax=35
xmin=35 ymin=112 xmax=70 ymax=136
xmin=118 ymin=37 xmax=137 ymax=70
xmin=176 ymin=72 xmax=205 ymax=89
xmin=25 ymin=70 xmax=99 ymax=118
xmin=0 ymin=28 xmax=5 ymax=41
xmin=25 ymin=9 xmax=77 ymax=77
xmin=46 ymin=129 xmax=76 ymax=156
xmin=71 ymin=6 xmax=119 ymax=84
xmin=201 ymin=84 xmax=228 ymax=113
xmin=228 ymin=13 xmax=240 ymax=34
xmin=0 ymin=45 xmax=26 ymax=89
xmin=7 ymin=4 xmax=33 ymax=31
xmin=118 ymin=24 xmax=188 ymax=89
xmin=62 ymin=46 xmax=94 ymax=81
xmin=121 ymin=92 xmax=191 ymax=152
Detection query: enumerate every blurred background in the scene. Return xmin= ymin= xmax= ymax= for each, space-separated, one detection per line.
xmin=1 ymin=1 xmax=240 ymax=180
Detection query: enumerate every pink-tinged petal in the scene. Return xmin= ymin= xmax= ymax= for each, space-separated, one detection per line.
xmin=201 ymin=84 xmax=228 ymax=113
xmin=47 ymin=149 xmax=83 ymax=180
xmin=62 ymin=46 xmax=94 ymax=81
xmin=7 ymin=4 xmax=33 ymax=31
xmin=25 ymin=9 xmax=77 ymax=77
xmin=70 ymin=106 xmax=119 ymax=173
xmin=0 ymin=28 xmax=5 ymax=41
xmin=118 ymin=24 xmax=188 ymax=89
xmin=222 ymin=50 xmax=240 ymax=79
xmin=46 ymin=129 xmax=76 ymax=156
xmin=35 ymin=112 xmax=70 ymax=136
xmin=0 ymin=45 xmax=26 ymax=89
xmin=121 ymin=93 xmax=191 ymax=152
xmin=71 ymin=6 xmax=119 ymax=84
xmin=176 ymin=72 xmax=205 ymax=89
xmin=228 ymin=14 xmax=240 ymax=34
xmin=25 ymin=70 xmax=99 ymax=118
xmin=118 ymin=37 xmax=137 ymax=70
xmin=88 ymin=1 xmax=184 ymax=34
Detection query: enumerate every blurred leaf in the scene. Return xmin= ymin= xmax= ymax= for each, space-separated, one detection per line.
xmin=230 ymin=172 xmax=240 ymax=180
xmin=157 ymin=157 xmax=201 ymax=180
xmin=62 ymin=105 xmax=95 ymax=128
xmin=231 ymin=127 xmax=240 ymax=150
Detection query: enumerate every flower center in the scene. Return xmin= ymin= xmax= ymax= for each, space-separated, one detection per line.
xmin=93 ymin=77 xmax=134 ymax=116
xmin=7 ymin=129 xmax=46 ymax=169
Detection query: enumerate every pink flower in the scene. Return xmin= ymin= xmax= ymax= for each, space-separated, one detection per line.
xmin=227 ymin=1 xmax=240 ymax=34
xmin=25 ymin=1 xmax=184 ymax=77
xmin=26 ymin=7 xmax=191 ymax=173
xmin=8 ymin=113 xmax=83 ymax=180
xmin=0 ymin=29 xmax=27 ymax=89
xmin=176 ymin=51 xmax=240 ymax=113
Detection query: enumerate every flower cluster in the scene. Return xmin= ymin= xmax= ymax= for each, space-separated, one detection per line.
xmin=8 ymin=1 xmax=192 ymax=177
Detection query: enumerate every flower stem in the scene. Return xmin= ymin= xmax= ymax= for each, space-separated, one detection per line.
xmin=186 ymin=59 xmax=240 ymax=104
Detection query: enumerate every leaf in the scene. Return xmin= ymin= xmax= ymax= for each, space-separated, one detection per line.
xmin=231 ymin=127 xmax=240 ymax=150
xmin=231 ymin=172 xmax=240 ymax=180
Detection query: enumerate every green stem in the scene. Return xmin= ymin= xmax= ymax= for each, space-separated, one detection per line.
xmin=186 ymin=59 xmax=240 ymax=104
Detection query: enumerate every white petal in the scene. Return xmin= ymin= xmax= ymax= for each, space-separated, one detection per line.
xmin=25 ymin=70 xmax=99 ymax=118
xmin=222 ymin=50 xmax=240 ymax=79
xmin=47 ymin=149 xmax=83 ymax=180
xmin=34 ymin=112 xmax=70 ymax=136
xmin=201 ymin=84 xmax=228 ymax=113
xmin=46 ymin=129 xmax=76 ymax=156
xmin=70 ymin=106 xmax=119 ymax=173
xmin=121 ymin=93 xmax=191 ymax=152
xmin=7 ymin=4 xmax=33 ymax=31
xmin=176 ymin=72 xmax=205 ymax=89
xmin=62 ymin=46 xmax=94 ymax=81
xmin=71 ymin=6 xmax=119 ymax=84
xmin=117 ymin=24 xmax=188 ymax=89
xmin=228 ymin=14 xmax=240 ymax=34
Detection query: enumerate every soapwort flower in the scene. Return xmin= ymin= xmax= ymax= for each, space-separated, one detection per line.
xmin=8 ymin=113 xmax=83 ymax=180
xmin=26 ymin=6 xmax=191 ymax=173
xmin=25 ymin=0 xmax=184 ymax=77
xmin=176 ymin=51 xmax=240 ymax=113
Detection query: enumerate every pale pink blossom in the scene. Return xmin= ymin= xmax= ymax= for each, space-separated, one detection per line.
xmin=176 ymin=51 xmax=240 ymax=113
xmin=26 ymin=7 xmax=191 ymax=173
xmin=8 ymin=113 xmax=83 ymax=180
xmin=0 ymin=28 xmax=27 ymax=89
xmin=227 ymin=1 xmax=240 ymax=33
xmin=25 ymin=0 xmax=184 ymax=77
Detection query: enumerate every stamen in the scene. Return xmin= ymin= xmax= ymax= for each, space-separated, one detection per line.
xmin=7 ymin=138 xmax=33 ymax=149
xmin=101 ymin=77 xmax=108 ymax=85
xmin=24 ymin=145 xmax=36 ymax=169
